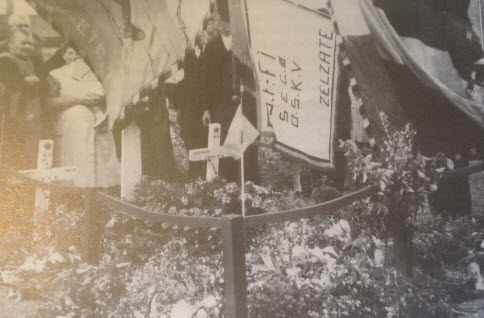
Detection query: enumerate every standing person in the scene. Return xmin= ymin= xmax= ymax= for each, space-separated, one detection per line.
xmin=47 ymin=44 xmax=120 ymax=188
xmin=202 ymin=21 xmax=238 ymax=181
xmin=203 ymin=22 xmax=259 ymax=183
xmin=30 ymin=33 xmax=55 ymax=140
xmin=0 ymin=14 xmax=31 ymax=52
xmin=130 ymin=86 xmax=180 ymax=180
xmin=0 ymin=29 xmax=42 ymax=170
xmin=177 ymin=31 xmax=209 ymax=179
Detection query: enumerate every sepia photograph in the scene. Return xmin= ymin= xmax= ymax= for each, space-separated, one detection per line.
xmin=0 ymin=0 xmax=484 ymax=317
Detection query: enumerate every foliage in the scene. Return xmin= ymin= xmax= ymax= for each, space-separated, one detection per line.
xmin=0 ymin=203 xmax=94 ymax=317
xmin=0 ymin=149 xmax=478 ymax=318
xmin=339 ymin=113 xmax=454 ymax=275
xmin=340 ymin=113 xmax=453 ymax=218
xmin=411 ymin=209 xmax=474 ymax=273
xmin=246 ymin=214 xmax=455 ymax=318
xmin=310 ymin=185 xmax=342 ymax=204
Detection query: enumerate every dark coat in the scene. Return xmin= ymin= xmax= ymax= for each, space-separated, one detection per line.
xmin=203 ymin=35 xmax=261 ymax=183
xmin=134 ymin=88 xmax=178 ymax=180
xmin=204 ymin=35 xmax=237 ymax=141
xmin=177 ymin=48 xmax=208 ymax=150
xmin=0 ymin=53 xmax=41 ymax=169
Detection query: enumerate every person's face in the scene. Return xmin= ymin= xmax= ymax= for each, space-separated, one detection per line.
xmin=207 ymin=28 xmax=219 ymax=43
xmin=63 ymin=47 xmax=79 ymax=65
xmin=14 ymin=22 xmax=30 ymax=33
xmin=11 ymin=33 xmax=33 ymax=58
xmin=206 ymin=20 xmax=216 ymax=33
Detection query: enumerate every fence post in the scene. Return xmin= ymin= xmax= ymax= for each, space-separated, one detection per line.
xmin=222 ymin=214 xmax=248 ymax=318
xmin=81 ymin=190 xmax=101 ymax=265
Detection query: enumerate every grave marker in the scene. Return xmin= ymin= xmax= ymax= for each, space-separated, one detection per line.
xmin=189 ymin=123 xmax=225 ymax=181
xmin=17 ymin=140 xmax=76 ymax=213
xmin=189 ymin=123 xmax=246 ymax=181
xmin=206 ymin=123 xmax=221 ymax=181
xmin=121 ymin=121 xmax=142 ymax=200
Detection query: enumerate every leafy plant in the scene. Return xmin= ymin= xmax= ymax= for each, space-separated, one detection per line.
xmin=339 ymin=113 xmax=454 ymax=275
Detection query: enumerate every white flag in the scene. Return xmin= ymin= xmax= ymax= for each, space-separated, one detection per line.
xmin=223 ymin=105 xmax=259 ymax=160
xmin=246 ymin=0 xmax=339 ymax=168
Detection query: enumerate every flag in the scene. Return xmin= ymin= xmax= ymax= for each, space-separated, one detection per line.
xmin=244 ymin=0 xmax=339 ymax=168
xmin=228 ymin=0 xmax=252 ymax=67
xmin=331 ymin=0 xmax=484 ymax=153
xmin=223 ymin=104 xmax=259 ymax=160
xmin=27 ymin=0 xmax=208 ymax=127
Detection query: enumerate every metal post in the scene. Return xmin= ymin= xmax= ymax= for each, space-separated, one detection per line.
xmin=222 ymin=214 xmax=248 ymax=318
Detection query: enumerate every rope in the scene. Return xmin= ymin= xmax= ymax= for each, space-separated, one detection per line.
xmin=96 ymin=191 xmax=222 ymax=229
xmin=2 ymin=156 xmax=483 ymax=195
xmin=1 ymin=159 xmax=483 ymax=227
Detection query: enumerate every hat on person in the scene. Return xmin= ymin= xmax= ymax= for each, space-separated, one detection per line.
xmin=8 ymin=14 xmax=30 ymax=29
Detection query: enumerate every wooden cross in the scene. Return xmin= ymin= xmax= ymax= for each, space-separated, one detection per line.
xmin=189 ymin=123 xmax=234 ymax=181
xmin=17 ymin=140 xmax=76 ymax=213
xmin=121 ymin=121 xmax=142 ymax=200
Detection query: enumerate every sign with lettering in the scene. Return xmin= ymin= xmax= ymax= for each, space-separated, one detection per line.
xmin=245 ymin=0 xmax=339 ymax=168
xmin=188 ymin=124 xmax=224 ymax=181
xmin=189 ymin=147 xmax=232 ymax=162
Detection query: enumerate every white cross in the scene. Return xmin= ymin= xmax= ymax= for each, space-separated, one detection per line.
xmin=17 ymin=140 xmax=76 ymax=213
xmin=189 ymin=123 xmax=233 ymax=181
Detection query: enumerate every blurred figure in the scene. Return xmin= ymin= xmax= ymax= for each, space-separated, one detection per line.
xmin=8 ymin=14 xmax=31 ymax=33
xmin=202 ymin=21 xmax=259 ymax=183
xmin=0 ymin=29 xmax=41 ymax=169
xmin=0 ymin=14 xmax=31 ymax=52
xmin=177 ymin=31 xmax=209 ymax=179
xmin=47 ymin=43 xmax=120 ymax=187
xmin=30 ymin=32 xmax=55 ymax=140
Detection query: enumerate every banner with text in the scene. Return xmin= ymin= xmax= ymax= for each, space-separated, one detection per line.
xmin=245 ymin=0 xmax=339 ymax=168
xmin=27 ymin=0 xmax=190 ymax=127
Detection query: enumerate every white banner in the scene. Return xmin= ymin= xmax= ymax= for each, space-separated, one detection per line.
xmin=246 ymin=0 xmax=339 ymax=168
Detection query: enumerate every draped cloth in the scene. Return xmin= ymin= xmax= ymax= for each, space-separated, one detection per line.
xmin=359 ymin=0 xmax=484 ymax=131
xmin=49 ymin=64 xmax=120 ymax=188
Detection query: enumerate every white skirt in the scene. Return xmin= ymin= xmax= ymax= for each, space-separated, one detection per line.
xmin=55 ymin=105 xmax=120 ymax=188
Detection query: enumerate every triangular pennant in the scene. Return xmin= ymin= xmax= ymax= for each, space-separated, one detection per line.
xmin=223 ymin=104 xmax=259 ymax=160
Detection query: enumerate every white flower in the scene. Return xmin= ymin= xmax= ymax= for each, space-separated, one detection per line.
xmin=170 ymin=300 xmax=194 ymax=318
xmin=46 ymin=246 xmax=65 ymax=264
xmin=292 ymin=245 xmax=307 ymax=262
xmin=19 ymin=255 xmax=46 ymax=273
xmin=168 ymin=206 xmax=177 ymax=214
xmin=323 ymin=220 xmax=351 ymax=242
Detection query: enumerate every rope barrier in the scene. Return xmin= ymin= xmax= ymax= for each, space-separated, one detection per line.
xmin=442 ymin=161 xmax=484 ymax=179
xmin=245 ymin=185 xmax=378 ymax=226
xmin=1 ymin=160 xmax=484 ymax=228
xmin=95 ymin=191 xmax=222 ymax=229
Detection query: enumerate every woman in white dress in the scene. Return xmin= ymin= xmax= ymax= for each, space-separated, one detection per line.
xmin=47 ymin=44 xmax=120 ymax=188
